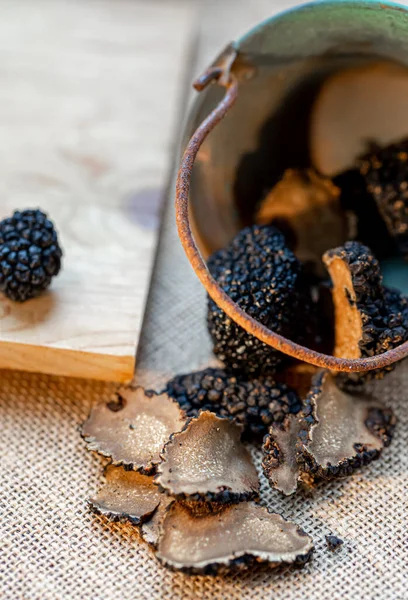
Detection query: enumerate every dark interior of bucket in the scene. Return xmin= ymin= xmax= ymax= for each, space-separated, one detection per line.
xmin=233 ymin=54 xmax=404 ymax=225
xmin=230 ymin=53 xmax=408 ymax=293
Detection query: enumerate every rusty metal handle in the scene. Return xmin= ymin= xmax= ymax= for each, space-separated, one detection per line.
xmin=175 ymin=65 xmax=408 ymax=373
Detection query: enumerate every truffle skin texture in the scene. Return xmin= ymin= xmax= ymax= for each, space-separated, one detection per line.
xmin=165 ymin=368 xmax=302 ymax=441
xmin=323 ymin=241 xmax=408 ymax=390
xmin=207 ymin=225 xmax=312 ymax=375
xmin=334 ymin=168 xmax=396 ymax=261
xmin=0 ymin=209 xmax=62 ymax=301
xmin=359 ymin=138 xmax=408 ymax=256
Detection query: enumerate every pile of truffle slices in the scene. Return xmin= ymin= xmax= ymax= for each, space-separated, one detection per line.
xmin=82 ymin=137 xmax=408 ymax=574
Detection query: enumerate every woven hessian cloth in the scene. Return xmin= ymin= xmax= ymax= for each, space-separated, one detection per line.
xmin=1 ymin=189 xmax=407 ymax=600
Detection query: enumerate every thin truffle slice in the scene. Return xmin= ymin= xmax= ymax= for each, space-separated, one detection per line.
xmin=89 ymin=465 xmax=162 ymax=525
xmin=155 ymin=501 xmax=313 ymax=575
xmin=82 ymin=387 xmax=186 ymax=473
xmin=165 ymin=368 xmax=301 ymax=441
xmin=156 ymin=411 xmax=259 ymax=503
xmin=255 ymin=169 xmax=346 ymax=278
xmin=262 ymin=414 xmax=302 ymax=496
xmin=297 ymin=371 xmax=396 ymax=481
xmin=323 ymin=241 xmax=408 ymax=389
xmin=207 ymin=224 xmax=314 ymax=376
xmin=140 ymin=496 xmax=173 ymax=547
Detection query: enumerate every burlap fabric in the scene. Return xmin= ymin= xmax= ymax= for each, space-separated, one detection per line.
xmin=0 ymin=190 xmax=407 ymax=600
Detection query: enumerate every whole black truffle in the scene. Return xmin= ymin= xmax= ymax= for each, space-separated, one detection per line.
xmin=323 ymin=241 xmax=408 ymax=390
xmin=165 ymin=367 xmax=302 ymax=441
xmin=0 ymin=209 xmax=62 ymax=302
xmin=207 ymin=224 xmax=313 ymax=375
xmin=359 ymin=138 xmax=408 ymax=256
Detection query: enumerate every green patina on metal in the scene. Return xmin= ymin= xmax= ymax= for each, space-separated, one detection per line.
xmin=238 ymin=1 xmax=408 ymax=61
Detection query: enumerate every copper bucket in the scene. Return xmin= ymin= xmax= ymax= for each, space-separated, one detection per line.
xmin=175 ymin=0 xmax=408 ymax=373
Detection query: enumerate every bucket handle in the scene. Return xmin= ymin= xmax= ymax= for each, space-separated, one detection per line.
xmin=175 ymin=46 xmax=408 ymax=373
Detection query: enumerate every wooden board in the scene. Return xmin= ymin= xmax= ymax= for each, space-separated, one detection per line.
xmin=0 ymin=0 xmax=194 ymax=382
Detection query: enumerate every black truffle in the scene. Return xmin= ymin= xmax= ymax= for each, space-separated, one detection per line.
xmin=334 ymin=168 xmax=396 ymax=260
xmin=165 ymin=368 xmax=302 ymax=441
xmin=207 ymin=224 xmax=313 ymax=375
xmin=0 ymin=209 xmax=62 ymax=302
xmin=359 ymin=138 xmax=408 ymax=256
xmin=323 ymin=241 xmax=408 ymax=390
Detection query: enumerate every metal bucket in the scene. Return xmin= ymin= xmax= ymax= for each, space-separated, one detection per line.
xmin=175 ymin=0 xmax=408 ymax=373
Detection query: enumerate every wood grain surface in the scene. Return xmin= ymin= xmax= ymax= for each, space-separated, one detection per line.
xmin=0 ymin=0 xmax=194 ymax=381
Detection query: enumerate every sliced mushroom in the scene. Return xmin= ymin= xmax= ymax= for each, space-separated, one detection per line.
xmin=82 ymin=387 xmax=186 ymax=473
xmin=89 ymin=465 xmax=162 ymax=525
xmin=156 ymin=411 xmax=259 ymax=503
xmin=298 ymin=371 xmax=396 ymax=480
xmin=155 ymin=502 xmax=314 ymax=574
xmin=262 ymin=414 xmax=302 ymax=496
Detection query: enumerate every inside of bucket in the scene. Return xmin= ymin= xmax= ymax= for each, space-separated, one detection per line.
xmin=235 ymin=55 xmax=408 ymax=291
xmin=236 ymin=56 xmax=408 ymax=206
xmin=187 ymin=2 xmax=408 ymax=294
xmin=190 ymin=52 xmax=408 ymax=293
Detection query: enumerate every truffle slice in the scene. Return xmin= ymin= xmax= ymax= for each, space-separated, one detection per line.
xmin=165 ymin=368 xmax=302 ymax=441
xmin=155 ymin=411 xmax=259 ymax=503
xmin=155 ymin=502 xmax=313 ymax=574
xmin=360 ymin=137 xmax=408 ymax=256
xmin=255 ymin=169 xmax=347 ymax=278
xmin=82 ymin=387 xmax=186 ymax=473
xmin=310 ymin=61 xmax=408 ymax=176
xmin=140 ymin=496 xmax=173 ymax=547
xmin=262 ymin=414 xmax=302 ymax=496
xmin=207 ymin=224 xmax=314 ymax=376
xmin=323 ymin=241 xmax=408 ymax=389
xmin=89 ymin=465 xmax=161 ymax=525
xmin=297 ymin=371 xmax=396 ymax=481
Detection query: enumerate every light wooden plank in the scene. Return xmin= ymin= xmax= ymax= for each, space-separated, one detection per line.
xmin=0 ymin=0 xmax=194 ymax=381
